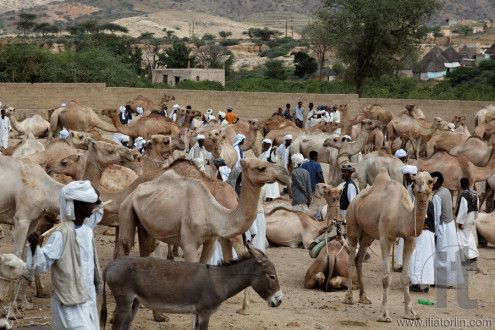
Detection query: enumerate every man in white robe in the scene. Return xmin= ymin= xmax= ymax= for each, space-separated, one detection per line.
xmin=27 ymin=180 xmax=103 ymax=330
xmin=169 ymin=104 xmax=180 ymax=123
xmin=213 ymin=158 xmax=231 ymax=182
xmin=431 ymin=171 xmax=464 ymax=287
xmin=259 ymin=138 xmax=280 ymax=201
xmin=278 ymin=135 xmax=292 ymax=194
xmin=188 ymin=134 xmax=211 ymax=173
xmin=0 ymin=109 xmax=12 ymax=149
xmin=218 ymin=111 xmax=229 ymax=126
xmin=233 ymin=133 xmax=245 ymax=168
xmin=455 ymin=177 xmax=480 ymax=262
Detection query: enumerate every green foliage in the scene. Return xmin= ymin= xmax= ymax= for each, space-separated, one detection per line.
xmin=318 ymin=0 xmax=442 ymax=96
xmin=332 ymin=63 xmax=344 ymax=76
xmin=0 ymin=44 xmax=50 ymax=82
xmin=259 ymin=37 xmax=306 ymax=58
xmin=456 ymin=25 xmax=473 ymax=36
xmin=33 ymin=23 xmax=59 ymax=37
xmin=301 ymin=20 xmax=333 ymax=78
xmin=220 ymin=39 xmax=240 ymax=46
xmin=157 ymin=41 xmax=194 ymax=68
xmin=174 ymin=80 xmax=224 ymax=90
xmin=100 ymin=23 xmax=129 ymax=33
xmin=293 ymin=51 xmax=317 ymax=78
xmin=202 ymin=33 xmax=216 ymax=41
xmin=259 ymin=47 xmax=289 ymax=58
xmin=219 ymin=31 xmax=232 ymax=39
xmin=15 ymin=13 xmax=37 ymax=37
xmin=264 ymin=59 xmax=288 ymax=79
xmin=243 ymin=27 xmax=281 ymax=41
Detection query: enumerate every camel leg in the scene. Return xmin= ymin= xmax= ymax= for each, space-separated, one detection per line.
xmin=182 ymin=242 xmax=200 ymax=263
xmin=344 ymin=235 xmax=358 ymax=304
xmin=113 ymin=227 xmax=121 ymax=259
xmin=13 ymin=217 xmax=35 ymax=310
xmin=401 ymin=237 xmax=419 ymax=320
xmin=166 ymin=244 xmax=175 ymax=260
xmin=219 ymin=238 xmax=234 ymax=262
xmin=356 ymin=235 xmax=372 ymax=304
xmin=377 ymin=238 xmax=394 ymax=323
xmin=0 ymin=225 xmax=4 ymax=239
xmin=199 ymin=238 xmax=217 ymax=264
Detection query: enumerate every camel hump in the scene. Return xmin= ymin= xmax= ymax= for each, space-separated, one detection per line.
xmin=377 ymin=147 xmax=391 ymax=157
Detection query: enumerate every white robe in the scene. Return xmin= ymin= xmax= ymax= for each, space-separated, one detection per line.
xmin=0 ymin=116 xmax=11 ymax=149
xmin=27 ymin=209 xmax=103 ymax=330
xmin=259 ymin=147 xmax=280 ymax=199
xmin=278 ymin=144 xmax=290 ymax=169
xmin=433 ymin=194 xmax=464 ymax=286
xmin=188 ymin=143 xmax=211 ymax=173
xmin=305 ymin=109 xmax=315 ymax=128
xmin=409 ymin=230 xmax=436 ymax=285
xmin=233 ymin=144 xmax=243 ymax=168
xmin=456 ymin=195 xmax=480 ymax=260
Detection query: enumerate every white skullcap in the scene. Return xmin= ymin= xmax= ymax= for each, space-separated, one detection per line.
xmin=218 ymin=111 xmax=225 ymax=118
xmin=284 ymin=134 xmax=293 ymax=140
xmin=119 ymin=105 xmax=126 ymax=113
xmin=263 ymin=138 xmax=272 ymax=145
xmin=59 ymin=180 xmax=98 ymax=222
xmin=206 ymin=109 xmax=213 ymax=115
xmin=119 ymin=135 xmax=130 ymax=142
xmin=448 ymin=123 xmax=455 ymax=130
xmin=394 ymin=149 xmax=407 ymax=158
xmin=173 ymin=104 xmax=180 ymax=110
xmin=61 ymin=103 xmax=66 ymax=107
xmin=196 ymin=134 xmax=205 ymax=141
xmin=59 ymin=127 xmax=69 ymax=139
xmin=343 ymin=135 xmax=352 ymax=141
xmin=401 ymin=165 xmax=418 ymax=175
xmin=291 ymin=153 xmax=305 ymax=165
xmin=134 ymin=136 xmax=145 ymax=149
xmin=234 ymin=133 xmax=246 ymax=146
xmin=136 ymin=107 xmax=143 ymax=114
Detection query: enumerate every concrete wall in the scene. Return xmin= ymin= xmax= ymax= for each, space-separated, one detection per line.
xmin=151 ymin=68 xmax=225 ymax=86
xmin=0 ymin=83 xmax=492 ymax=130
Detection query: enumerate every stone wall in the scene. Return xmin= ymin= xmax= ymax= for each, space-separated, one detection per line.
xmin=0 ymin=83 xmax=492 ymax=130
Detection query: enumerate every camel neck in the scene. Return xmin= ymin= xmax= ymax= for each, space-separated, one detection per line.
xmin=81 ymin=159 xmax=103 ymax=186
xmin=412 ymin=193 xmax=430 ymax=236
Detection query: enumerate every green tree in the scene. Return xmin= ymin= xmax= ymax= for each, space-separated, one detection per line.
xmin=219 ymin=31 xmax=232 ymax=39
xmin=318 ymin=0 xmax=441 ymax=96
xmin=15 ymin=13 xmax=37 ymax=37
xmin=293 ymin=51 xmax=317 ymax=78
xmin=157 ymin=41 xmax=194 ymax=68
xmin=202 ymin=33 xmax=216 ymax=41
xmin=0 ymin=44 xmax=50 ymax=82
xmin=100 ymin=23 xmax=129 ymax=34
xmin=301 ymin=20 xmax=333 ymax=79
xmin=33 ymin=23 xmax=59 ymax=37
xmin=264 ymin=59 xmax=287 ymax=80
xmin=457 ymin=25 xmax=472 ymax=36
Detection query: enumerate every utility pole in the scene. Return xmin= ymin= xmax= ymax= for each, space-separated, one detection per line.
xmin=285 ymin=17 xmax=288 ymax=38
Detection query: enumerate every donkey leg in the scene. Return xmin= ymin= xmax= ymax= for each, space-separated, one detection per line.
xmin=197 ymin=312 xmax=212 ymax=330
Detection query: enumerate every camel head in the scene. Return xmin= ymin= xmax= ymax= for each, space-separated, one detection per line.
xmin=324 ymin=121 xmax=344 ymax=134
xmin=46 ymin=153 xmax=85 ymax=179
xmin=361 ymin=119 xmax=382 ymax=132
xmin=4 ymin=106 xmax=15 ymax=117
xmin=101 ymin=108 xmax=119 ymax=119
xmin=176 ymin=107 xmax=187 ymax=118
xmin=248 ymin=119 xmax=263 ymax=132
xmin=185 ymin=109 xmax=202 ymax=120
xmin=316 ymin=183 xmax=342 ymax=206
xmin=160 ymin=94 xmax=175 ymax=105
xmin=208 ymin=129 xmax=225 ymax=145
xmin=323 ymin=135 xmax=348 ymax=149
xmin=89 ymin=140 xmax=134 ymax=166
xmin=412 ymin=172 xmax=436 ymax=196
xmin=452 ymin=115 xmax=466 ymax=127
xmin=0 ymin=253 xmax=32 ymax=282
xmin=69 ymin=130 xmax=93 ymax=150
xmin=405 ymin=104 xmax=415 ymax=112
xmin=147 ymin=134 xmax=186 ymax=159
xmin=433 ymin=117 xmax=449 ymax=131
xmin=240 ymin=158 xmax=290 ymax=187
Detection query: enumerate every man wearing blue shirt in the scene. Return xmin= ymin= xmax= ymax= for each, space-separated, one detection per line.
xmin=302 ymin=150 xmax=325 ymax=194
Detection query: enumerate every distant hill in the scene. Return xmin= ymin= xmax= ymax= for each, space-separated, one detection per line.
xmin=0 ymin=0 xmax=494 ymax=35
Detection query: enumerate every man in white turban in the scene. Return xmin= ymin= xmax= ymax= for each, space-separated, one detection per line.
xmin=188 ymin=134 xmax=211 ymax=172
xmin=134 ymin=136 xmax=146 ymax=154
xmin=259 ymin=138 xmax=280 ymax=201
xmin=233 ymin=133 xmax=245 ymax=168
xmin=290 ymin=153 xmax=312 ymax=212
xmin=27 ymin=180 xmax=104 ymax=330
xmin=278 ymin=134 xmax=292 ymax=194
xmin=218 ymin=111 xmax=228 ymax=126
xmin=0 ymin=108 xmax=12 ymax=149
xmin=394 ymin=149 xmax=407 ymax=163
xmin=169 ymin=104 xmax=180 ymax=123
xmin=59 ymin=127 xmax=69 ymax=139
xmin=118 ymin=105 xmax=128 ymax=125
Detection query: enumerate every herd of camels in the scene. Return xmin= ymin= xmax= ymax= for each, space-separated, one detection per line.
xmin=1 ymin=94 xmax=495 ymax=324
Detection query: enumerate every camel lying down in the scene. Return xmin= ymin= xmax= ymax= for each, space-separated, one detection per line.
xmin=101 ymin=244 xmax=282 ymax=330
xmin=304 ymin=238 xmax=358 ymax=291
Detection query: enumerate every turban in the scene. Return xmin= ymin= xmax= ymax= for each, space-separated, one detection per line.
xmin=341 ymin=164 xmax=355 ymax=172
xmin=119 ymin=135 xmax=130 ymax=143
xmin=448 ymin=123 xmax=455 ymax=131
xmin=394 ymin=149 xmax=407 ymax=158
xmin=59 ymin=127 xmax=69 ymax=139
xmin=209 ymin=115 xmax=216 ymax=121
xmin=59 ymin=180 xmax=98 ymax=222
xmin=196 ymin=134 xmax=205 ymax=141
xmin=173 ymin=104 xmax=180 ymax=110
xmin=134 ymin=136 xmax=145 ymax=149
xmin=119 ymin=105 xmax=126 ymax=113
xmin=136 ymin=107 xmax=143 ymax=115
xmin=262 ymin=138 xmax=272 ymax=145
xmin=233 ymin=133 xmax=245 ymax=146
xmin=213 ymin=158 xmax=225 ymax=165
xmin=291 ymin=153 xmax=305 ymax=165
xmin=343 ymin=135 xmax=352 ymax=141
xmin=218 ymin=111 xmax=225 ymax=118
xmin=284 ymin=134 xmax=292 ymax=141
xmin=61 ymin=103 xmax=66 ymax=107
xmin=206 ymin=109 xmax=213 ymax=115
xmin=401 ymin=165 xmax=418 ymax=175
xmin=227 ymin=106 xmax=233 ymax=111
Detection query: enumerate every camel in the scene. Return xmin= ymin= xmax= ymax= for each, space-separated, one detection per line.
xmin=362 ymin=104 xmax=394 ymax=127
xmin=12 ymin=132 xmax=45 ymax=159
xmin=68 ymin=129 xmax=118 ymax=149
xmin=352 ymin=149 xmax=403 ymax=189
xmin=208 ymin=128 xmax=238 ymax=173
xmin=425 ymin=131 xmax=469 ymax=157
xmin=387 ymin=114 xmax=447 ymax=159
xmin=323 ymin=120 xmax=382 ymax=158
xmin=265 ymin=184 xmax=341 ymax=248
xmin=25 ymin=139 xmax=77 ymax=169
xmin=230 ymin=119 xmax=263 ymax=157
xmin=126 ymin=94 xmax=175 ymax=113
xmin=0 ymin=253 xmax=32 ymax=317
xmin=416 ymin=150 xmax=495 ymax=193
xmin=262 ymin=115 xmax=298 ymax=135
xmin=118 ymin=158 xmax=290 ymax=263
xmin=142 ymin=135 xmax=186 ymax=172
xmin=473 ymin=117 xmax=495 ymax=140
xmin=402 ymin=104 xmax=426 ymax=120
xmin=451 ymin=115 xmax=470 ymax=136
xmin=475 ymin=104 xmax=495 ymax=126
xmin=6 ymin=110 xmax=50 ymax=138
xmin=450 ymin=136 xmax=493 ymax=167
xmin=344 ymin=169 xmax=436 ymax=322
xmin=266 ymin=121 xmax=344 ymax=147
xmin=475 ymin=212 xmax=495 ymax=245
xmin=48 ymin=100 xmax=117 ymax=138
xmin=105 ymin=108 xmax=180 ymax=145
xmin=304 ymin=237 xmax=358 ymax=291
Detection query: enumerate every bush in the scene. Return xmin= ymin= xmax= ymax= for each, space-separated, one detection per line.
xmin=220 ymin=39 xmax=240 ymax=47
xmin=264 ymin=59 xmax=287 ymax=80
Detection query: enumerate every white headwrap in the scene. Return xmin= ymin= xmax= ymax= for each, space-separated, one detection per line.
xmin=173 ymin=104 xmax=180 ymax=110
xmin=263 ymin=138 xmax=272 ymax=145
xmin=448 ymin=123 xmax=455 ymax=131
xmin=134 ymin=136 xmax=145 ymax=149
xmin=61 ymin=103 xmax=66 ymax=107
xmin=209 ymin=115 xmax=216 ymax=121
xmin=401 ymin=165 xmax=418 ymax=175
xmin=233 ymin=133 xmax=246 ymax=146
xmin=291 ymin=153 xmax=305 ymax=165
xmin=206 ymin=109 xmax=213 ymax=115
xmin=284 ymin=134 xmax=293 ymax=141
xmin=394 ymin=149 xmax=407 ymax=158
xmin=119 ymin=135 xmax=130 ymax=143
xmin=218 ymin=111 xmax=225 ymax=118
xmin=343 ymin=135 xmax=352 ymax=141
xmin=196 ymin=134 xmax=205 ymax=141
xmin=59 ymin=180 xmax=98 ymax=222
xmin=59 ymin=127 xmax=69 ymax=139
xmin=119 ymin=105 xmax=126 ymax=113
xmin=136 ymin=107 xmax=143 ymax=115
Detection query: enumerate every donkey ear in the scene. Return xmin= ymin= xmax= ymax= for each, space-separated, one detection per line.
xmin=247 ymin=242 xmax=265 ymax=263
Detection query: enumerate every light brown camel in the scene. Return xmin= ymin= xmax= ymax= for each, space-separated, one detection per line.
xmin=451 ymin=115 xmax=470 ymax=136
xmin=449 ymin=136 xmax=493 ymax=167
xmin=344 ymin=169 xmax=436 ymax=322
xmin=323 ymin=120 xmax=382 ymax=157
xmin=118 ymin=158 xmax=290 ymax=263
xmin=208 ymin=128 xmax=238 ymax=172
xmin=265 ymin=184 xmax=340 ymax=248
xmin=425 ymin=131 xmax=469 ymax=157
xmin=262 ymin=115 xmax=298 ymax=135
xmin=304 ymin=237 xmax=358 ymax=291
xmin=475 ymin=104 xmax=495 ymax=126
xmin=12 ymin=132 xmax=45 ymax=159
xmin=68 ymin=129 xmax=118 ymax=149
xmin=25 ymin=139 xmax=77 ymax=169
xmin=475 ymin=212 xmax=495 ymax=245
xmin=266 ymin=121 xmax=344 ymax=147
xmin=126 ymin=94 xmax=175 ymax=113
xmin=104 ymin=108 xmax=180 ymax=146
xmin=417 ymin=150 xmax=495 ymax=193
xmin=402 ymin=104 xmax=426 ymax=120
xmin=189 ymin=124 xmax=236 ymax=152
xmin=48 ymin=100 xmax=117 ymax=138
xmin=142 ymin=135 xmax=186 ymax=172
xmin=362 ymin=104 xmax=394 ymax=127
xmin=230 ymin=119 xmax=263 ymax=157
xmin=352 ymin=148 xmax=404 ymax=189
xmin=473 ymin=117 xmax=495 ymax=140
xmin=6 ymin=110 xmax=50 ymax=138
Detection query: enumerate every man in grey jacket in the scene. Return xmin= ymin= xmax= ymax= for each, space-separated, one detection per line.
xmin=290 ymin=153 xmax=312 ymax=212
